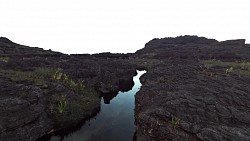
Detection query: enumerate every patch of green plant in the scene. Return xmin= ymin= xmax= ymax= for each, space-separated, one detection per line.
xmin=0 ymin=57 xmax=9 ymax=62
xmin=240 ymin=61 xmax=250 ymax=70
xmin=55 ymin=71 xmax=86 ymax=95
xmin=201 ymin=60 xmax=250 ymax=77
xmin=56 ymin=95 xmax=68 ymax=114
xmin=52 ymin=68 xmax=63 ymax=81
xmin=33 ymin=67 xmax=55 ymax=79
xmin=226 ymin=67 xmax=234 ymax=74
xmin=170 ymin=116 xmax=180 ymax=129
xmin=0 ymin=67 xmax=57 ymax=86
xmin=76 ymin=80 xmax=85 ymax=94
xmin=66 ymin=79 xmax=85 ymax=94
xmin=202 ymin=60 xmax=250 ymax=70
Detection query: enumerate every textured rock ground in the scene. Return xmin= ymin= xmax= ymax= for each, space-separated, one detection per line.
xmin=0 ymin=37 xmax=136 ymax=141
xmin=1 ymin=36 xmax=250 ymax=141
xmin=132 ymin=36 xmax=250 ymax=141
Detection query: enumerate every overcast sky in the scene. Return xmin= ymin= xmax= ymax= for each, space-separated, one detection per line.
xmin=0 ymin=0 xmax=249 ymax=54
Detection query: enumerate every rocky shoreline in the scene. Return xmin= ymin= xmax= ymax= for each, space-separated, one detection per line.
xmin=0 ymin=37 xmax=136 ymax=141
xmin=1 ymin=36 xmax=250 ymax=141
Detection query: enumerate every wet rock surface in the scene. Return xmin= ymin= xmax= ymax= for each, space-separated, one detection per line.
xmin=132 ymin=36 xmax=250 ymax=141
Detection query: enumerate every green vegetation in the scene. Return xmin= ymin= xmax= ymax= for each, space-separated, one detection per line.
xmin=226 ymin=67 xmax=234 ymax=75
xmin=56 ymin=95 xmax=68 ymax=114
xmin=0 ymin=67 xmax=87 ymax=95
xmin=0 ymin=67 xmax=55 ymax=86
xmin=52 ymin=68 xmax=63 ymax=81
xmin=202 ymin=60 xmax=250 ymax=70
xmin=48 ymin=88 xmax=99 ymax=121
xmin=52 ymin=69 xmax=86 ymax=94
xmin=0 ymin=57 xmax=9 ymax=62
xmin=170 ymin=116 xmax=180 ymax=129
xmin=201 ymin=60 xmax=250 ymax=77
xmin=75 ymin=80 xmax=85 ymax=94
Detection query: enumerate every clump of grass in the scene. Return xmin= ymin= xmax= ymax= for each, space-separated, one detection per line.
xmin=170 ymin=116 xmax=180 ymax=129
xmin=201 ymin=60 xmax=250 ymax=77
xmin=52 ymin=68 xmax=63 ymax=81
xmin=0 ymin=67 xmax=55 ymax=86
xmin=52 ymin=69 xmax=86 ymax=94
xmin=56 ymin=95 xmax=67 ymax=114
xmin=33 ymin=67 xmax=55 ymax=79
xmin=202 ymin=60 xmax=250 ymax=70
xmin=0 ymin=57 xmax=9 ymax=62
xmin=76 ymin=80 xmax=85 ymax=94
xmin=66 ymin=79 xmax=85 ymax=94
xmin=240 ymin=61 xmax=250 ymax=70
xmin=226 ymin=67 xmax=234 ymax=75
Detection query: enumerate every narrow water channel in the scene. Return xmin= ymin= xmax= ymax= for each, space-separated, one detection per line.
xmin=50 ymin=70 xmax=146 ymax=141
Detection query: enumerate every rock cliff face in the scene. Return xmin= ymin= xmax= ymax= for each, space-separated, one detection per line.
xmin=0 ymin=37 xmax=136 ymax=141
xmin=132 ymin=36 xmax=250 ymax=141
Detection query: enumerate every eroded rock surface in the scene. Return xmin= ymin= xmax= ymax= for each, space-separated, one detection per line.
xmin=133 ymin=36 xmax=250 ymax=141
xmin=0 ymin=77 xmax=52 ymax=140
xmin=1 ymin=36 xmax=250 ymax=141
xmin=0 ymin=37 xmax=136 ymax=141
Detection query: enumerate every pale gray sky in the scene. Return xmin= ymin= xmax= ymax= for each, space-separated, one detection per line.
xmin=0 ymin=0 xmax=249 ymax=54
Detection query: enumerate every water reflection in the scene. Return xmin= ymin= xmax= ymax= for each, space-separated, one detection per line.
xmin=50 ymin=70 xmax=146 ymax=141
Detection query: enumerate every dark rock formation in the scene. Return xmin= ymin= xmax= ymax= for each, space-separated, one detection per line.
xmin=0 ymin=38 xmax=136 ymax=141
xmin=1 ymin=35 xmax=250 ymax=141
xmin=132 ymin=36 xmax=250 ymax=141
xmin=0 ymin=77 xmax=52 ymax=141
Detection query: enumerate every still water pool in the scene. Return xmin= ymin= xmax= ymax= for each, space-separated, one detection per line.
xmin=50 ymin=70 xmax=146 ymax=141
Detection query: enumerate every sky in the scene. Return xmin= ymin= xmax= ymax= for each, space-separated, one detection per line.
xmin=0 ymin=0 xmax=249 ymax=54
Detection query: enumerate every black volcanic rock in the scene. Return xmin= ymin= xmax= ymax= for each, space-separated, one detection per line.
xmin=0 ymin=77 xmax=52 ymax=140
xmin=132 ymin=36 xmax=250 ymax=141
xmin=1 ymin=36 xmax=250 ymax=141
xmin=0 ymin=37 xmax=136 ymax=141
xmin=135 ymin=36 xmax=250 ymax=61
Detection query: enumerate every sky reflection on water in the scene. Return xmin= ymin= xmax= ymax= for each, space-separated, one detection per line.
xmin=50 ymin=70 xmax=146 ymax=141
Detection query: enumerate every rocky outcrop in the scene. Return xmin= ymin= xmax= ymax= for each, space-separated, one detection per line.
xmin=0 ymin=77 xmax=52 ymax=141
xmin=218 ymin=39 xmax=246 ymax=47
xmin=133 ymin=36 xmax=250 ymax=141
xmin=2 ymin=35 xmax=250 ymax=141
xmin=0 ymin=38 xmax=136 ymax=141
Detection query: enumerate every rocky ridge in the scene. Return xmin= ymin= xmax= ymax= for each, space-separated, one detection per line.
xmin=132 ymin=36 xmax=250 ymax=141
